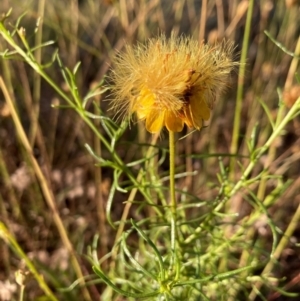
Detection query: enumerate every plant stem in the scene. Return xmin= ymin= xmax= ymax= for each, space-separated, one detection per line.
xmin=249 ymin=202 xmax=300 ymax=300
xmin=169 ymin=130 xmax=177 ymax=218
xmin=229 ymin=0 xmax=254 ymax=174
xmin=19 ymin=285 xmax=25 ymax=301
xmin=0 ymin=21 xmax=163 ymax=213
xmin=0 ymin=77 xmax=91 ymax=301
xmin=0 ymin=223 xmax=58 ymax=301
xmin=169 ymin=130 xmax=180 ymax=280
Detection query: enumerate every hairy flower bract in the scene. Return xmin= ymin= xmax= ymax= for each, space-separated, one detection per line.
xmin=110 ymin=34 xmax=236 ymax=133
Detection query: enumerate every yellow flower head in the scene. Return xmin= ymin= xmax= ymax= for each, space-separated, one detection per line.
xmin=110 ymin=34 xmax=236 ymax=133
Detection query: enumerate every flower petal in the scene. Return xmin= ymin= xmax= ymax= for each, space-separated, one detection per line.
xmin=190 ymin=93 xmax=210 ymax=125
xmin=134 ymin=88 xmax=155 ymax=120
xmin=187 ymin=104 xmax=203 ymax=130
xmin=145 ymin=109 xmax=165 ymax=133
xmin=165 ymin=110 xmax=184 ymax=132
xmin=180 ymin=105 xmax=194 ymax=128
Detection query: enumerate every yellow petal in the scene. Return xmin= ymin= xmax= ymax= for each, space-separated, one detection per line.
xmin=165 ymin=110 xmax=184 ymax=132
xmin=180 ymin=105 xmax=194 ymax=128
xmin=199 ymin=101 xmax=211 ymax=120
xmin=188 ymin=103 xmax=203 ymax=130
xmin=190 ymin=94 xmax=210 ymax=123
xmin=190 ymin=93 xmax=210 ymax=120
xmin=145 ymin=109 xmax=165 ymax=133
xmin=136 ymin=103 xmax=151 ymax=120
xmin=134 ymin=88 xmax=155 ymax=120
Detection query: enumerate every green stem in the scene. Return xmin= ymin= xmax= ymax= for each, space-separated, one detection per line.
xmin=0 ymin=21 xmax=163 ymax=217
xmin=0 ymin=223 xmax=58 ymax=301
xmin=229 ymin=0 xmax=254 ymax=174
xmin=169 ymin=130 xmax=180 ymax=280
xmin=19 ymin=285 xmax=25 ymax=301
xmin=249 ymin=202 xmax=300 ymax=300
xmin=169 ymin=130 xmax=176 ymax=217
xmin=0 ymin=76 xmax=91 ymax=301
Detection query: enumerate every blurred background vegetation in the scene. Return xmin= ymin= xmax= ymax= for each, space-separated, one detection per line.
xmin=0 ymin=0 xmax=300 ymax=300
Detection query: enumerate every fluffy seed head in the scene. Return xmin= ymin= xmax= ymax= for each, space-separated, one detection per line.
xmin=109 ymin=34 xmax=237 ymax=133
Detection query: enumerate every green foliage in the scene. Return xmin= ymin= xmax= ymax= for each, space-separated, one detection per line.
xmin=0 ymin=1 xmax=300 ymax=301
